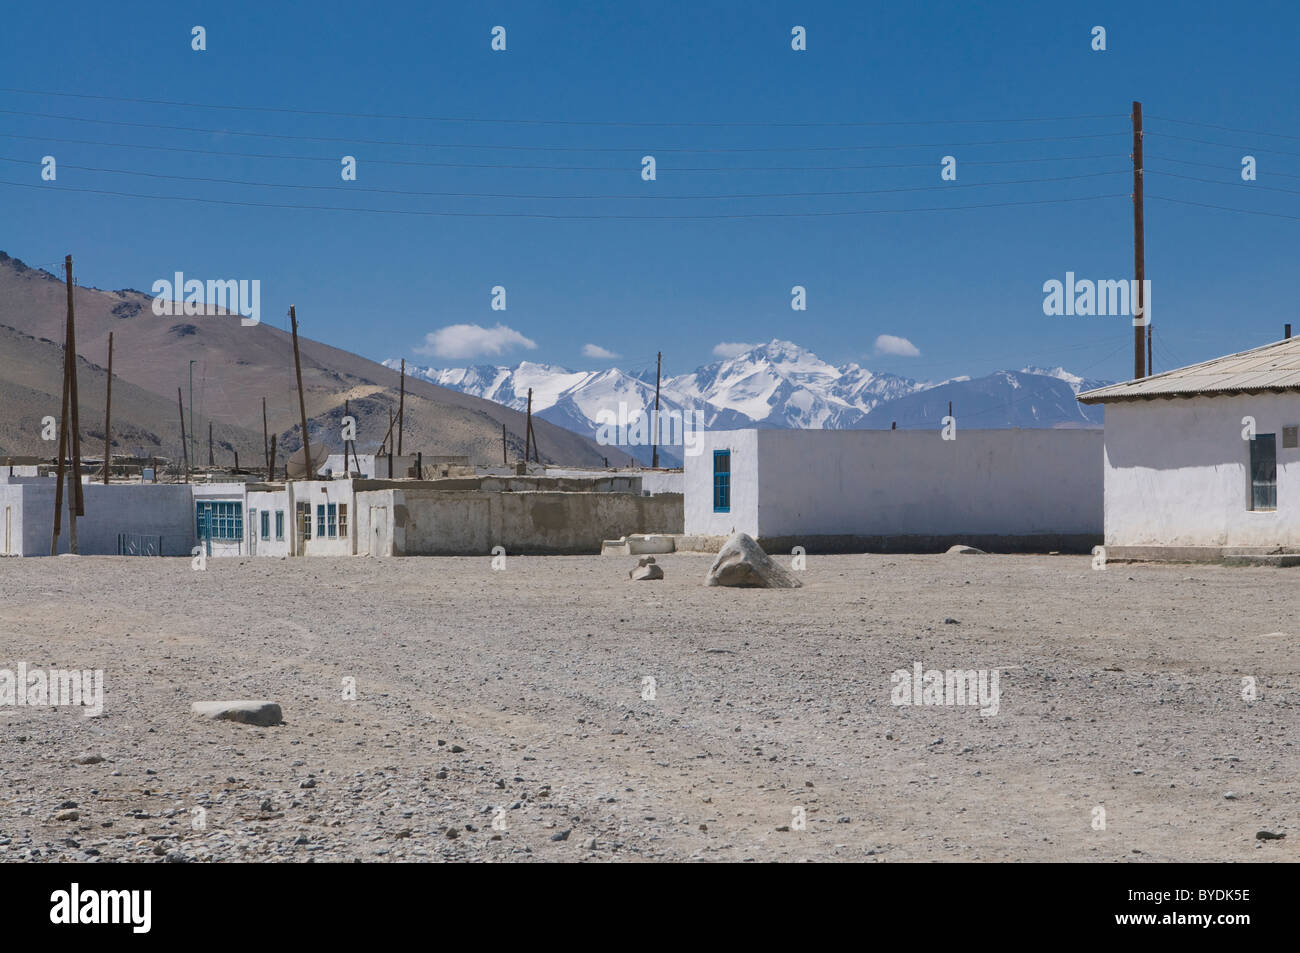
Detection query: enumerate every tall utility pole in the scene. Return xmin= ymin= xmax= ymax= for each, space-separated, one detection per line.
xmin=1132 ymin=100 xmax=1146 ymax=380
xmin=262 ymin=396 xmax=270 ymax=479
xmin=177 ymin=388 xmax=190 ymax=482
xmin=50 ymin=255 xmax=84 ymax=555
xmin=102 ymin=331 xmax=113 ymax=484
xmin=651 ymin=350 xmax=662 ymax=468
xmin=502 ymin=423 xmax=507 ymax=466
xmin=397 ymin=358 xmax=406 ymax=456
xmin=524 ymin=388 xmax=533 ymax=465
xmin=289 ymin=306 xmax=312 ymax=480
xmin=208 ymin=421 xmax=214 ymax=467
xmin=65 ymin=257 xmax=83 ymax=524
xmin=188 ymin=360 xmax=197 ymax=468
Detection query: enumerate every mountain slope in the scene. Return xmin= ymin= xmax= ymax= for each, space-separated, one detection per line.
xmin=0 ymin=251 xmax=627 ymax=466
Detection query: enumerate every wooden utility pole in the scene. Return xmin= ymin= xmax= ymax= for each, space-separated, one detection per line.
xmin=524 ymin=388 xmax=533 ymax=464
xmin=397 ymin=359 xmax=406 ymax=456
xmin=269 ymin=434 xmax=277 ymax=481
xmin=651 ymin=350 xmax=662 ymax=468
xmin=208 ymin=421 xmax=214 ymax=466
xmin=502 ymin=423 xmax=507 ymax=465
xmin=50 ymin=313 xmax=71 ymax=555
xmin=65 ymin=256 xmax=84 ymax=522
xmin=289 ymin=305 xmax=312 ymax=479
xmin=1132 ymin=100 xmax=1146 ymax=379
xmin=102 ymin=332 xmax=113 ymax=484
xmin=344 ymin=399 xmax=359 ymax=475
xmin=177 ymin=388 xmax=189 ymax=482
xmin=262 ymin=396 xmax=270 ymax=478
xmin=51 ymin=255 xmax=84 ymax=554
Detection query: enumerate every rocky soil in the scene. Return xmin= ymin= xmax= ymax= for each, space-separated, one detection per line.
xmin=0 ymin=553 xmax=1295 ymax=862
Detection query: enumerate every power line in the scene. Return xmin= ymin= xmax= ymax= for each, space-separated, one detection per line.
xmin=1145 ymin=131 xmax=1300 ymax=159
xmin=0 ymin=131 xmax=1130 ymax=173
xmin=0 ymin=156 xmax=1127 ymax=200
xmin=1147 ymin=114 xmax=1300 ymax=142
xmin=1148 ymin=168 xmax=1300 ymax=197
xmin=0 ymin=108 xmax=1127 ymax=153
xmin=0 ymin=178 xmax=1127 ymax=219
xmin=1147 ymin=153 xmax=1300 ymax=180
xmin=1148 ymin=193 xmax=1300 ymax=222
xmin=0 ymin=87 xmax=1126 ymax=128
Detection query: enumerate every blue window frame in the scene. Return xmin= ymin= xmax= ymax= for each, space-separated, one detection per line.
xmin=1250 ymin=433 xmax=1277 ymax=511
xmin=327 ymin=503 xmax=337 ymax=538
xmin=260 ymin=510 xmax=271 ymax=540
xmin=275 ymin=511 xmax=285 ymax=541
xmin=713 ymin=450 xmax=731 ymax=512
xmin=195 ymin=501 xmax=243 ymax=541
xmin=316 ymin=504 xmax=326 ymax=538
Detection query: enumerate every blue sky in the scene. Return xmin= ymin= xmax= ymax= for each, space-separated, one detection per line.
xmin=3 ymin=0 xmax=1298 ymax=384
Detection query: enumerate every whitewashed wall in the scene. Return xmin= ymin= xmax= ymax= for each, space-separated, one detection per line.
xmin=2 ymin=481 xmax=195 ymax=556
xmin=683 ymin=429 xmax=761 ymax=537
xmin=1103 ymin=394 xmax=1300 ymax=550
xmin=685 ymin=429 xmax=1102 ymax=544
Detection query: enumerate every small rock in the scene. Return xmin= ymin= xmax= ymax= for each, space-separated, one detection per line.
xmin=945 ymin=545 xmax=984 ymax=555
xmin=551 ymin=829 xmax=571 ymax=842
xmin=629 ymin=557 xmax=665 ymax=581
xmin=72 ymin=755 xmax=104 ymax=765
xmin=1256 ymin=830 xmax=1285 ymax=840
xmin=450 ymin=745 xmax=465 ymax=754
xmin=55 ymin=810 xmax=79 ymax=822
xmin=190 ymin=700 xmax=283 ymax=727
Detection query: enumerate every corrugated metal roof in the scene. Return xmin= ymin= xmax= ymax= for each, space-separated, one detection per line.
xmin=1077 ymin=336 xmax=1300 ymax=403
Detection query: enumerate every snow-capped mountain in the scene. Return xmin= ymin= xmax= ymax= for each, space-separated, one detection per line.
xmin=859 ymin=370 xmax=1104 ymax=430
xmin=389 ymin=341 xmax=1109 ymax=463
xmin=1019 ymin=365 xmax=1113 ymax=396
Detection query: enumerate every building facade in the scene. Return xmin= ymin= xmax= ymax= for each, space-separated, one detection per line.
xmin=683 ymin=428 xmax=1103 ymax=552
xmin=1079 ymin=336 xmax=1300 ymax=559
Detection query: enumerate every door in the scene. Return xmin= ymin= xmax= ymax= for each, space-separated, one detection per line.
xmin=249 ymin=508 xmax=257 ymax=555
xmin=370 ymin=506 xmax=388 ymax=556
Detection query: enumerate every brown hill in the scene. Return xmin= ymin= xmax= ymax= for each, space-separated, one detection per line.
xmin=0 ymin=251 xmax=630 ymax=468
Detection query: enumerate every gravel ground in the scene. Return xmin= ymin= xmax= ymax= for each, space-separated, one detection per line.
xmin=0 ymin=553 xmax=1296 ymax=862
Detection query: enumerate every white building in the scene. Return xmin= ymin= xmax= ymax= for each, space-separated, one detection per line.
xmin=683 ymin=428 xmax=1102 ymax=552
xmin=1078 ymin=336 xmax=1300 ymax=560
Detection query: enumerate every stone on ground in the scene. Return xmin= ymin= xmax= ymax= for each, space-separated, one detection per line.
xmin=628 ymin=556 xmax=664 ymax=581
xmin=190 ymin=700 xmax=284 ymax=726
xmin=706 ymin=533 xmax=802 ymax=589
xmin=946 ymin=544 xmax=985 ymax=555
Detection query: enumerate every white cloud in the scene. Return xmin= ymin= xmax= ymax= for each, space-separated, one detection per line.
xmin=415 ymin=323 xmax=537 ymax=360
xmin=582 ymin=343 xmax=620 ymax=360
xmin=712 ymin=341 xmax=759 ymax=358
xmin=874 ymin=334 xmax=921 ymax=357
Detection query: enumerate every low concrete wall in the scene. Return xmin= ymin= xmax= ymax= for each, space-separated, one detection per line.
xmin=356 ymin=487 xmax=684 ymax=555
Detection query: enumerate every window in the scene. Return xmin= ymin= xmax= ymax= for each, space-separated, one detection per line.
xmin=260 ymin=510 xmax=270 ymax=540
xmin=338 ymin=503 xmax=348 ymax=536
xmin=1250 ymin=433 xmax=1277 ymax=511
xmin=316 ymin=504 xmax=326 ymax=538
xmin=713 ymin=450 xmax=731 ymax=513
xmin=297 ymin=502 xmax=312 ymax=540
xmin=195 ymin=501 xmax=242 ymax=541
xmin=275 ymin=511 xmax=285 ymax=541
xmin=327 ymin=503 xmax=337 ymax=538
